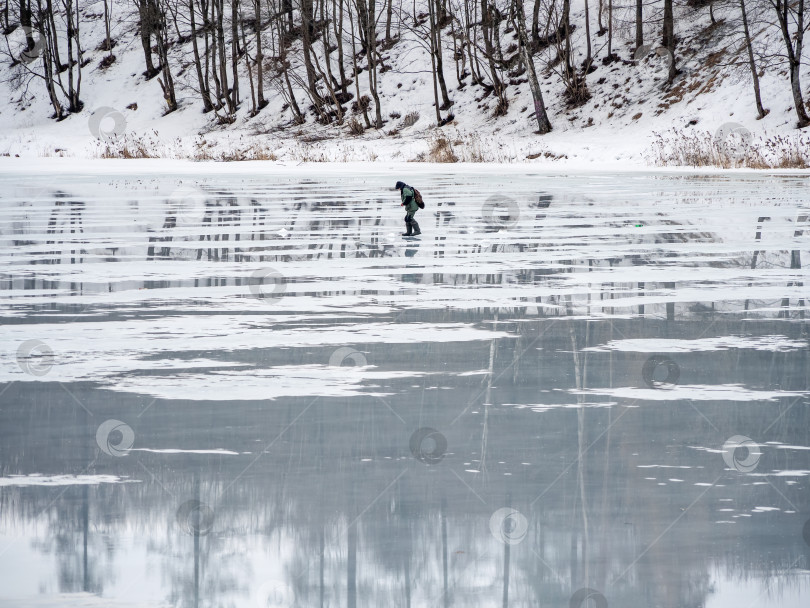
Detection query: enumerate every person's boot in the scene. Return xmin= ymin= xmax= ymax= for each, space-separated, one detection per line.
xmin=411 ymin=220 xmax=421 ymax=236
xmin=402 ymin=221 xmax=413 ymax=237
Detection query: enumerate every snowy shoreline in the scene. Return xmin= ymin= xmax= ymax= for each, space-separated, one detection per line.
xmin=2 ymin=156 xmax=810 ymax=175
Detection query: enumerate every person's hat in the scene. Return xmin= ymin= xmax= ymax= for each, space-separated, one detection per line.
xmin=394 ymin=181 xmax=405 ymax=190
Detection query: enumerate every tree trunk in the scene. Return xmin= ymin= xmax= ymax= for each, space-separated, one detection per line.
xmin=367 ymin=0 xmax=383 ymax=127
xmin=481 ymin=0 xmax=506 ymax=110
xmin=74 ymin=0 xmax=82 ymax=108
xmin=385 ymin=0 xmax=393 ymax=42
xmin=277 ymin=14 xmax=304 ymax=122
xmin=773 ymin=0 xmax=809 ymax=126
xmin=64 ymin=0 xmax=81 ymax=112
xmin=465 ymin=0 xmax=481 ymax=83
xmin=562 ymin=0 xmax=571 ymax=71
xmin=739 ymin=0 xmax=766 ymax=119
xmin=230 ymin=0 xmax=240 ymax=110
xmin=788 ymin=60 xmax=809 ymax=127
xmin=428 ymin=0 xmax=442 ymax=123
xmin=103 ymin=0 xmax=112 ymax=53
xmin=209 ymin=0 xmax=222 ymax=107
xmin=240 ymin=6 xmax=256 ymax=115
xmin=20 ymin=0 xmax=34 ymax=51
xmin=663 ymin=0 xmax=675 ymax=83
xmin=39 ymin=0 xmax=64 ymax=118
xmin=515 ymin=0 xmax=551 ymax=133
xmin=283 ymin=0 xmax=294 ymax=33
xmin=301 ymin=0 xmax=321 ymax=102
xmin=531 ymin=0 xmax=540 ymax=45
xmin=556 ymin=0 xmax=581 ymax=101
xmin=319 ymin=0 xmax=344 ymax=121
xmin=429 ymin=0 xmax=451 ymax=108
xmin=138 ymin=0 xmax=157 ymax=77
xmin=348 ymin=2 xmax=371 ymax=127
xmin=215 ymin=0 xmax=233 ymax=114
xmin=492 ymin=6 xmax=503 ymax=63
xmin=190 ymin=0 xmax=213 ymax=111
xmin=254 ymin=0 xmax=264 ymax=109
xmin=156 ymin=0 xmax=178 ymax=112
xmin=635 ymin=0 xmax=642 ymax=50
xmin=584 ymin=0 xmax=592 ymax=68
xmin=333 ymin=0 xmax=349 ymax=94
xmin=451 ymin=17 xmax=464 ymax=86
xmin=46 ymin=0 xmax=63 ymax=71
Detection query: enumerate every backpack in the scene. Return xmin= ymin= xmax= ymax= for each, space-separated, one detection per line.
xmin=413 ymin=188 xmax=425 ymax=209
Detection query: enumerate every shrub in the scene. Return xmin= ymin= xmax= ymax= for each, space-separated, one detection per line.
xmin=428 ymin=134 xmax=458 ymax=163
xmin=402 ymin=111 xmax=419 ymax=127
xmin=347 ymin=117 xmax=365 ymax=136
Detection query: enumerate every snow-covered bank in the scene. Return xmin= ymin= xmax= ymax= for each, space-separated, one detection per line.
xmin=1 ymin=0 xmax=810 ymax=165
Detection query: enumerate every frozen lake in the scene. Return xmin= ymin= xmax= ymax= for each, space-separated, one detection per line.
xmin=1 ymin=166 xmax=809 ymax=607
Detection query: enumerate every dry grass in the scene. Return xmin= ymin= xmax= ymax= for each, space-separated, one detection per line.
xmin=93 ymin=126 xmax=562 ymax=164
xmin=401 ymin=111 xmax=420 ymax=128
xmin=458 ymin=134 xmax=485 ymax=162
xmin=192 ymin=140 xmax=278 ymax=161
xmin=427 ymin=134 xmax=458 ymax=162
xmin=412 ymin=131 xmax=520 ymax=163
xmin=98 ymin=134 xmax=159 ymax=159
xmin=492 ymin=97 xmax=509 ymax=117
xmin=526 ymin=150 xmax=568 ymax=161
xmin=347 ymin=117 xmax=365 ymax=136
xmin=288 ymin=145 xmax=329 ymax=162
xmin=648 ymin=129 xmax=810 ymax=169
xmin=214 ymin=148 xmax=278 ymax=161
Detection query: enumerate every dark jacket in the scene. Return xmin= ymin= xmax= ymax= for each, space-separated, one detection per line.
xmin=400 ymin=185 xmax=418 ymax=214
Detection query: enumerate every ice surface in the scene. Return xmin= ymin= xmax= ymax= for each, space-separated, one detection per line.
xmin=0 ymin=168 xmax=808 ymax=607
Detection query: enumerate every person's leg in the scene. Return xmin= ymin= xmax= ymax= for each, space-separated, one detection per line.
xmin=403 ymin=212 xmax=413 ymax=236
xmin=411 ymin=213 xmax=421 ymax=235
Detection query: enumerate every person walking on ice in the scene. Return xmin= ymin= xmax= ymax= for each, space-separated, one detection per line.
xmin=395 ymin=181 xmax=423 ymax=237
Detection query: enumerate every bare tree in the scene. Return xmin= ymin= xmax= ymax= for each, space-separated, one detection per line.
xmin=101 ymin=0 xmax=114 ymax=56
xmin=61 ymin=0 xmax=81 ymax=111
xmin=354 ymin=0 xmax=382 ymax=127
xmin=481 ymin=0 xmax=507 ymax=114
xmin=662 ymin=0 xmax=675 ymax=83
xmin=428 ymin=0 xmax=451 ymax=109
xmin=189 ymin=0 xmax=214 ymax=112
xmin=739 ymin=0 xmax=766 ymax=119
xmin=155 ymin=0 xmax=178 ymax=112
xmin=514 ymin=0 xmax=551 ymax=132
xmin=134 ymin=0 xmax=159 ymax=77
xmin=768 ymin=0 xmax=809 ymax=127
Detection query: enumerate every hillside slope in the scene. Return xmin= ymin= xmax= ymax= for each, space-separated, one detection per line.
xmin=1 ymin=0 xmax=809 ymax=165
